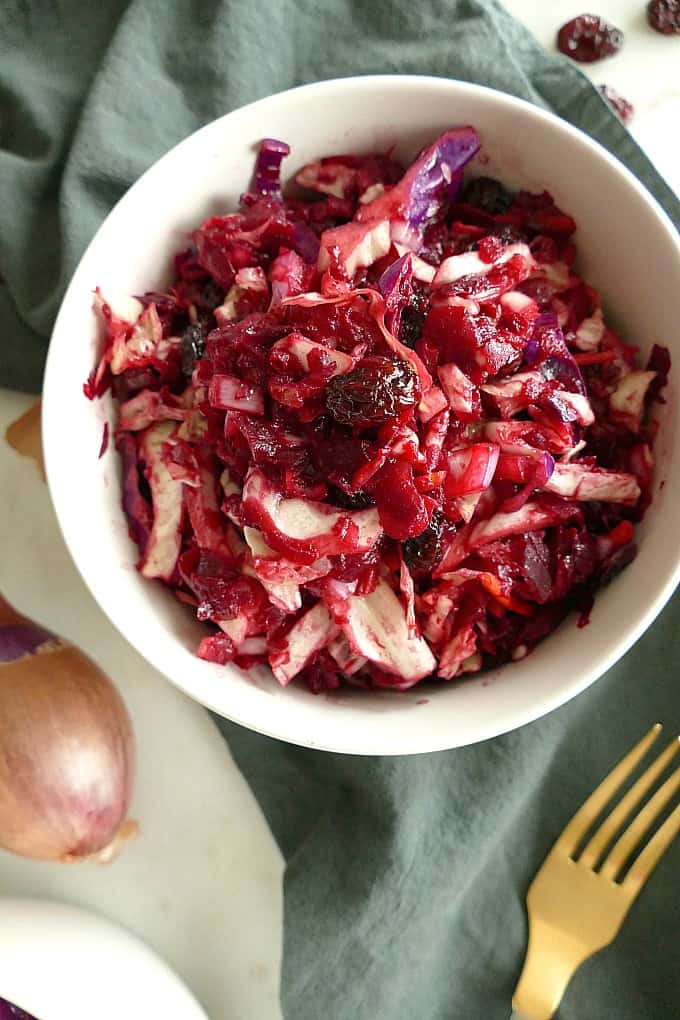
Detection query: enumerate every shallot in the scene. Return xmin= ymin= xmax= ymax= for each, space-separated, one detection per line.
xmin=0 ymin=594 xmax=135 ymax=862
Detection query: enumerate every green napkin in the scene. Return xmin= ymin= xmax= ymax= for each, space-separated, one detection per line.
xmin=2 ymin=1 xmax=679 ymax=1017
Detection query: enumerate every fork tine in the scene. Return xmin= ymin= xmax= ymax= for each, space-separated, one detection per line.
xmin=554 ymin=724 xmax=662 ymax=856
xmin=579 ymin=737 xmax=680 ymax=869
xmin=622 ymin=801 xmax=680 ymax=899
xmin=600 ymin=762 xmax=680 ymax=881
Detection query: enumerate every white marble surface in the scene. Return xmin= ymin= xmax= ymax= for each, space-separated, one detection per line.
xmin=506 ymin=0 xmax=680 ymax=193
xmin=0 ymin=391 xmax=284 ymax=1020
xmin=0 ymin=6 xmax=677 ymax=1019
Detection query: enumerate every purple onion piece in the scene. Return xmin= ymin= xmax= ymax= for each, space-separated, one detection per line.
xmin=378 ymin=252 xmax=411 ymax=296
xmin=523 ymin=338 xmax=539 ymax=365
xmin=531 ymin=313 xmax=587 ymax=395
xmin=540 ymin=356 xmax=586 ymax=396
xmin=536 ymin=452 xmax=555 ymax=484
xmin=292 ymin=221 xmax=321 ymax=263
xmin=534 ymin=311 xmax=560 ymax=329
xmin=401 ymin=127 xmax=481 ymax=231
xmin=251 ymin=138 xmax=290 ymax=199
xmin=500 ymin=453 xmax=555 ymax=514
xmin=116 ymin=433 xmax=152 ymax=553
xmin=378 ymin=253 xmax=414 ymax=335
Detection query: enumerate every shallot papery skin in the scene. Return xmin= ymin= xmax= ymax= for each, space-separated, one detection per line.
xmin=0 ymin=594 xmax=136 ymax=862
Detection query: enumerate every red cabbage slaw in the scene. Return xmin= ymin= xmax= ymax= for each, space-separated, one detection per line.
xmin=87 ymin=129 xmax=670 ymax=693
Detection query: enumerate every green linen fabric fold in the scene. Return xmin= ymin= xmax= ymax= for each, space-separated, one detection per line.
xmin=1 ymin=2 xmax=678 ymax=1018
xmin=223 ymin=602 xmax=680 ymax=1019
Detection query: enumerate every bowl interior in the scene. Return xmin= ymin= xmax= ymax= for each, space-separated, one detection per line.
xmin=43 ymin=77 xmax=680 ymax=754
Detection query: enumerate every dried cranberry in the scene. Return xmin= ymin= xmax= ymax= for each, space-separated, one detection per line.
xmin=180 ymin=321 xmax=206 ymax=376
xmin=400 ymin=305 xmax=426 ymax=348
xmin=557 ymin=15 xmax=624 ymax=62
xmin=491 ymin=224 xmax=526 ymax=246
xmin=420 ymin=221 xmax=453 ymax=263
xmin=399 ymin=285 xmax=430 ymax=348
xmin=111 ymin=366 xmax=162 ymax=401
xmin=598 ymin=541 xmax=637 ymax=585
xmin=460 ymin=176 xmax=513 ymax=214
xmin=597 ymin=84 xmax=634 ymax=123
xmin=325 ymin=356 xmax=420 ymax=427
xmin=646 ymin=343 xmax=672 ymax=404
xmin=403 ymin=512 xmax=447 ymax=578
xmin=328 ymin=485 xmax=375 ymax=510
xmin=198 ymin=279 xmax=224 ymax=311
xmin=647 ymin=0 xmax=680 ymax=33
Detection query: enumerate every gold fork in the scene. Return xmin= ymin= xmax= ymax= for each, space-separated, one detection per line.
xmin=511 ymin=723 xmax=680 ymax=1019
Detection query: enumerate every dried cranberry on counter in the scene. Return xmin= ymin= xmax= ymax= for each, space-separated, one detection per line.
xmin=557 ymin=14 xmax=624 ymax=62
xmin=647 ymin=0 xmax=680 ymax=33
xmin=597 ymin=84 xmax=635 ymax=124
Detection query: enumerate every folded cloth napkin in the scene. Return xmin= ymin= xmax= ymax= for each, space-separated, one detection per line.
xmin=2 ymin=1 xmax=679 ymax=1018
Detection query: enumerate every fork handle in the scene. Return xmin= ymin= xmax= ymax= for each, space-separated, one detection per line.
xmin=512 ymin=922 xmax=587 ymax=1019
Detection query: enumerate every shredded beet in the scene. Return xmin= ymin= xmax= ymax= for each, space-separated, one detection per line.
xmin=98 ymin=421 xmax=110 ymax=458
xmin=89 ymin=131 xmax=670 ymax=691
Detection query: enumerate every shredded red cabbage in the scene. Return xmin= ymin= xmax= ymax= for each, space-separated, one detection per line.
xmin=88 ymin=131 xmax=670 ymax=692
xmin=0 ymin=1000 xmax=37 ymax=1020
xmin=249 ymin=137 xmax=290 ymax=200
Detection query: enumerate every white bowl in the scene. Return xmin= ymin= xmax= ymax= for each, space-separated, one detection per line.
xmin=0 ymin=898 xmax=208 ymax=1020
xmin=43 ymin=76 xmax=680 ymax=755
